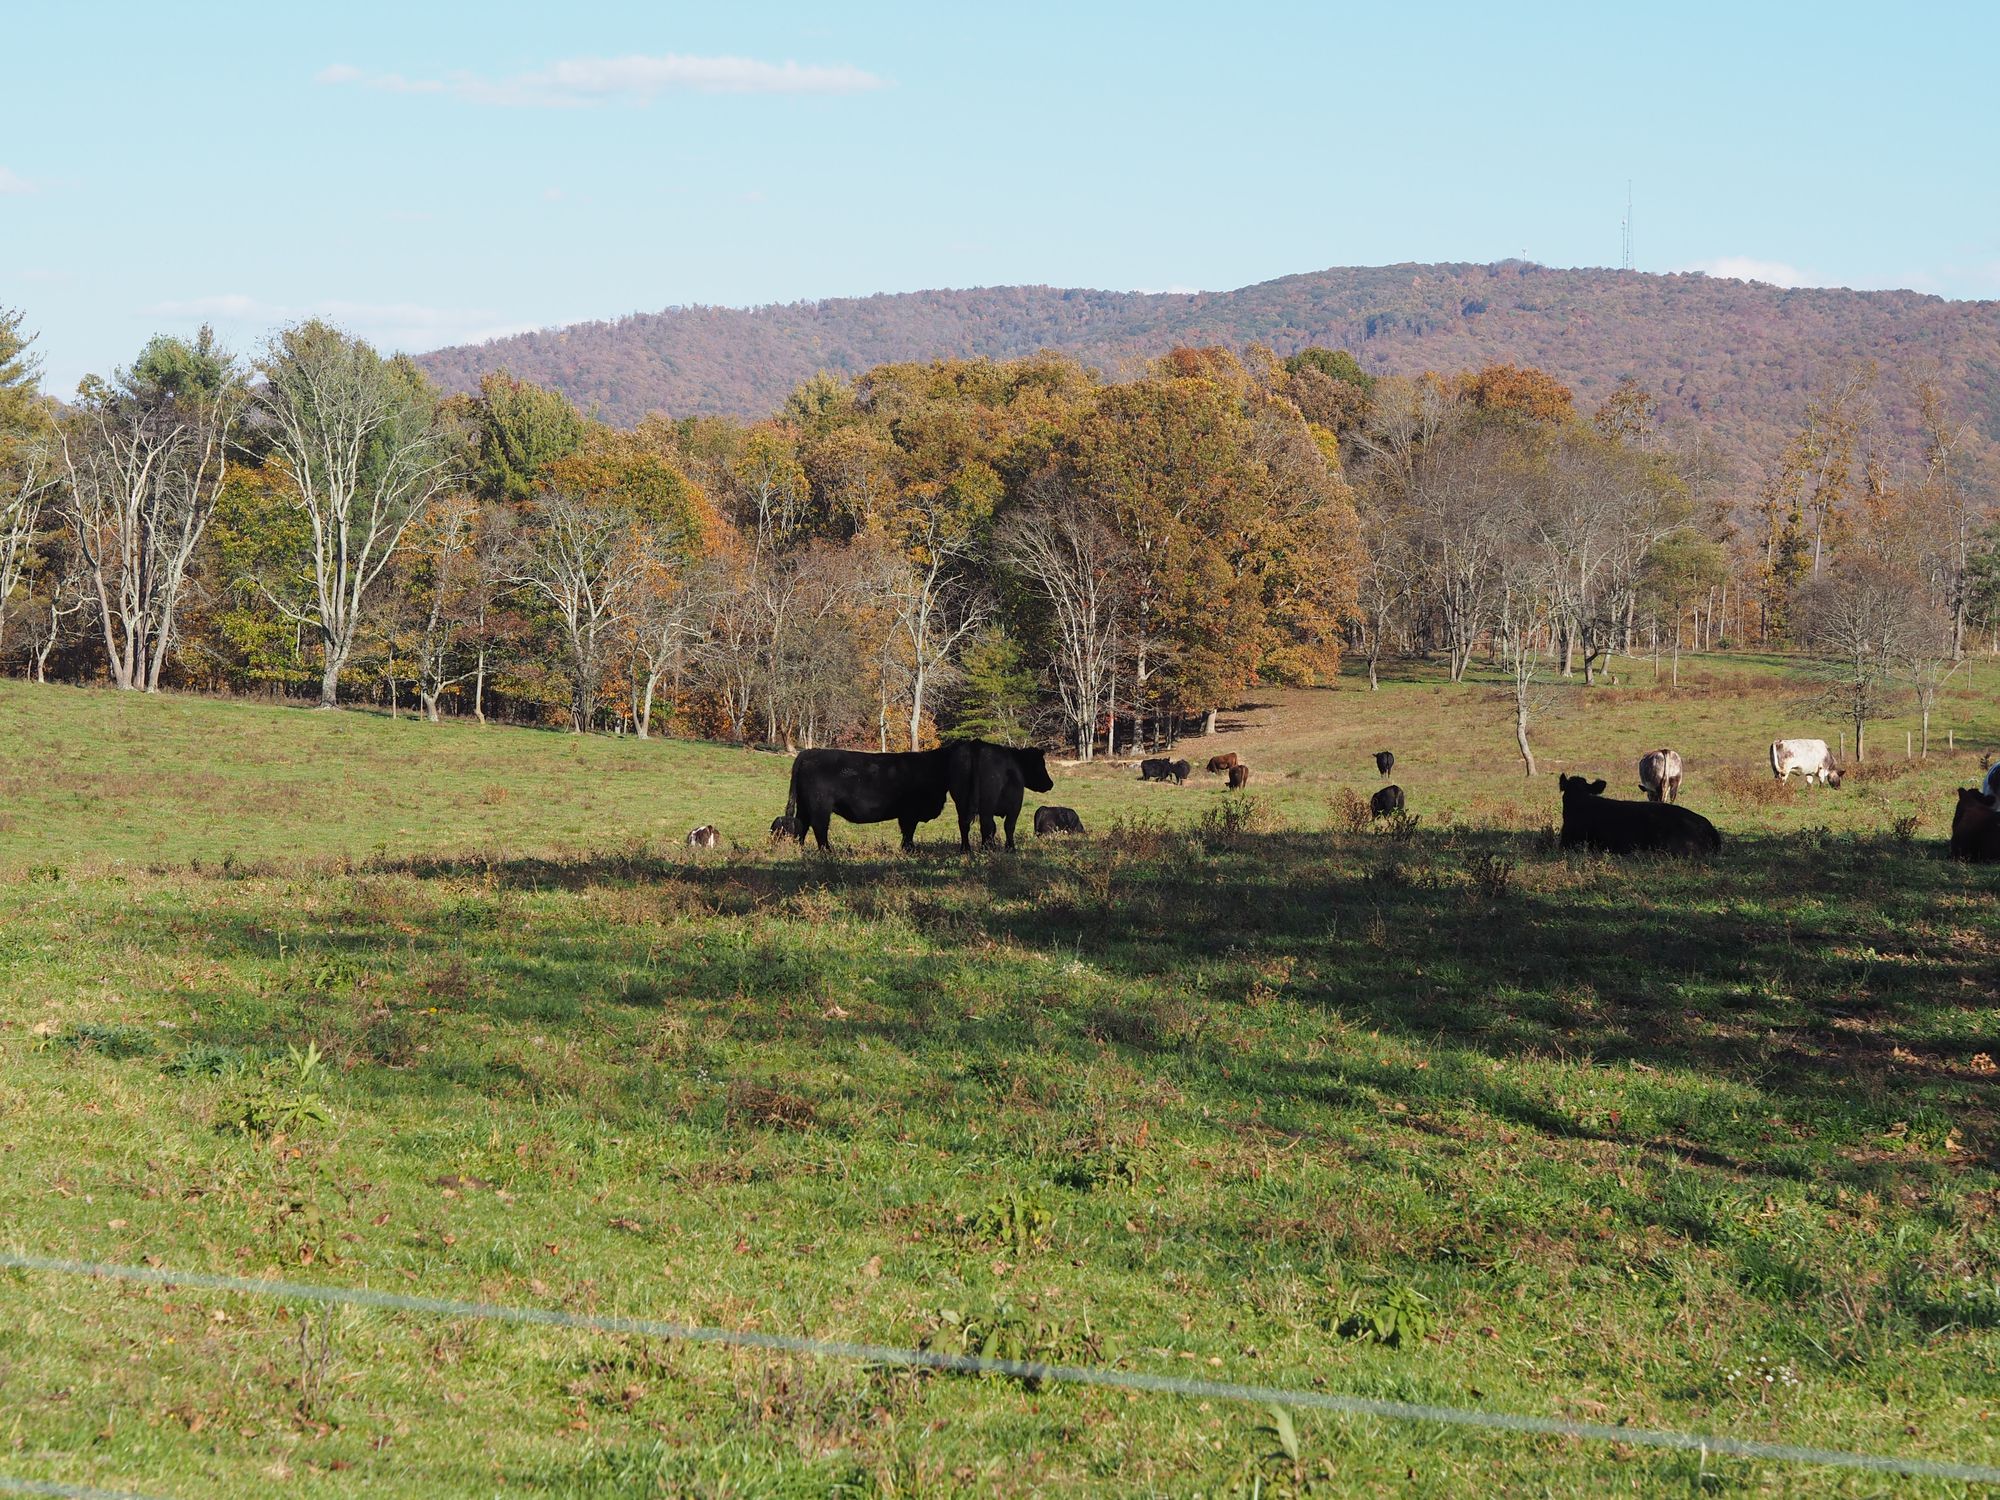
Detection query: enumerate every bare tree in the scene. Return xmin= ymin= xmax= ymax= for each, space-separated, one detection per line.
xmin=57 ymin=331 xmax=243 ymax=689
xmin=625 ymin=527 xmax=707 ymax=739
xmin=510 ymin=490 xmax=642 ymax=733
xmin=999 ymin=479 xmax=1124 ymax=759
xmin=399 ymin=492 xmax=482 ymax=722
xmin=1798 ymin=559 xmax=1925 ymax=762
xmin=0 ymin=437 xmax=58 ymax=655
xmin=255 ymin=322 xmax=459 ymax=707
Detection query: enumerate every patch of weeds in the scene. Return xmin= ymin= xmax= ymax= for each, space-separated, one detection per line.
xmin=921 ymin=1301 xmax=1100 ymax=1390
xmin=975 ymin=1188 xmax=1057 ymax=1255
xmin=1333 ymin=789 xmax=1371 ymax=834
xmin=1888 ymin=812 xmax=1922 ymax=844
xmin=1335 ymin=1284 xmax=1434 ymax=1347
xmin=163 ymin=1042 xmax=247 ymax=1078
xmin=56 ymin=1020 xmax=154 ymax=1059
xmin=1199 ymin=795 xmax=1279 ymax=843
xmin=1384 ymin=810 xmax=1423 ymax=842
xmin=229 ymin=1042 xmax=335 ymax=1138
xmin=1471 ymin=850 xmax=1516 ymax=899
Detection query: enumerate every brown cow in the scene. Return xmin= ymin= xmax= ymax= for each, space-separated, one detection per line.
xmin=1227 ymin=764 xmax=1250 ymax=789
xmin=1207 ymin=752 xmax=1240 ymax=774
xmin=1952 ymin=788 xmax=2000 ymax=862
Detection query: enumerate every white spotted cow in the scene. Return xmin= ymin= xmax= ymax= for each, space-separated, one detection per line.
xmin=1770 ymin=738 xmax=1842 ymax=787
xmin=1638 ymin=748 xmax=1684 ymax=803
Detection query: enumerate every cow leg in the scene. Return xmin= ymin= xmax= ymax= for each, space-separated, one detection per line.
xmin=900 ymin=815 xmax=920 ymax=851
xmin=811 ymin=815 xmax=831 ymax=850
xmin=980 ymin=812 xmax=998 ymax=847
xmin=1003 ymin=809 xmax=1018 ymax=849
xmin=957 ymin=808 xmax=975 ymax=852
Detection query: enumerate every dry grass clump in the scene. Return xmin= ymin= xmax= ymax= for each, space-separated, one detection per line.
xmin=1713 ymin=764 xmax=1793 ymax=806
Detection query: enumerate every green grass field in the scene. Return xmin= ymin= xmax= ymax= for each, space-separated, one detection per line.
xmin=2 ymin=658 xmax=1997 ymax=1497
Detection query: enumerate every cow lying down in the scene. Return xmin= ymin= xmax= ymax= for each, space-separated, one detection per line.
xmin=1558 ymin=774 xmax=1720 ymax=857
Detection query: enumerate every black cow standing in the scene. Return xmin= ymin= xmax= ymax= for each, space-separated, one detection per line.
xmin=1557 ymin=774 xmax=1719 ymax=857
xmin=781 ymin=740 xmax=1051 ymax=852
xmin=1139 ymin=757 xmax=1174 ymax=782
xmin=1169 ymin=758 xmax=1191 ymax=785
xmin=1375 ymin=750 xmax=1395 ymax=777
xmin=1370 ymin=784 xmax=1405 ymax=818
xmin=951 ymin=740 xmax=1054 ymax=850
xmin=784 ymin=746 xmax=953 ymax=850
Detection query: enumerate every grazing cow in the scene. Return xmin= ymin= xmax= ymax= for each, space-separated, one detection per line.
xmin=1169 ymin=759 xmax=1191 ymax=785
xmin=1227 ymin=764 xmax=1251 ymax=790
xmin=1206 ymin=752 xmax=1240 ymax=774
xmin=949 ymin=740 xmax=1055 ymax=850
xmin=1033 ymin=805 xmax=1086 ymax=836
xmin=1638 ymin=748 xmax=1684 ymax=804
xmin=686 ymin=825 xmax=720 ymax=849
xmin=783 ymin=746 xmax=954 ymax=850
xmin=1371 ymin=784 xmax=1405 ymax=819
xmin=1375 ymin=750 xmax=1395 ymax=777
xmin=1557 ymin=774 xmax=1720 ymax=857
xmin=769 ymin=814 xmax=803 ymax=842
xmin=1139 ymin=757 xmax=1175 ymax=782
xmin=1770 ymin=738 xmax=1842 ymax=787
xmin=1952 ymin=788 xmax=2000 ymax=862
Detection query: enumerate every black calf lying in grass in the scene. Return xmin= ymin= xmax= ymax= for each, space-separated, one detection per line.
xmin=1558 ymin=773 xmax=1719 ymax=856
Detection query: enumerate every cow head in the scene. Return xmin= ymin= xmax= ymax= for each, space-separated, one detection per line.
xmin=1019 ymin=747 xmax=1055 ymax=793
xmin=1557 ymin=775 xmax=1607 ymax=797
xmin=1826 ymin=766 xmax=1844 ymax=788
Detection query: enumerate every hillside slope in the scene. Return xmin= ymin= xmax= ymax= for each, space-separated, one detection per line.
xmin=417 ymin=262 xmax=2000 ymax=468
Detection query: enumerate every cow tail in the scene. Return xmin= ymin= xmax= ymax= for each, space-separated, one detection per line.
xmin=784 ymin=761 xmax=799 ymax=821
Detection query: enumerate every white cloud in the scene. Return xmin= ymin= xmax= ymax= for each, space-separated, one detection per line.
xmin=147 ymin=293 xmax=540 ymax=353
xmin=1683 ymin=257 xmax=1816 ymax=289
xmin=316 ymin=51 xmax=885 ymax=108
xmin=0 ymin=165 xmax=37 ymax=194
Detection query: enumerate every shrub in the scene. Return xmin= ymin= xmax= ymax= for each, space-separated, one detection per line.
xmin=1472 ymin=851 xmax=1517 ymax=899
xmin=1333 ymin=788 xmax=1371 ymax=833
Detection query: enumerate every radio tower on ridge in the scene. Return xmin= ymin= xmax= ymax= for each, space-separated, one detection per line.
xmin=1621 ymin=181 xmax=1634 ymax=271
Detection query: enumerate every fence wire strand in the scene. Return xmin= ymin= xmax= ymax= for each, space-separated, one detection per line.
xmin=3 ymin=1250 xmax=1996 ymax=1487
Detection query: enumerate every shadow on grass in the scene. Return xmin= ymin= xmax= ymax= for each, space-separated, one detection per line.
xmin=167 ymin=823 xmax=2000 ymax=1184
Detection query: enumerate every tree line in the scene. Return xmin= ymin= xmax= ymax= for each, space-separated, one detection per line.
xmin=0 ymin=305 xmax=1992 ymax=765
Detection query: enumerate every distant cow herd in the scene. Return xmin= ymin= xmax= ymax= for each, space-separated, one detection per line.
xmin=664 ymin=726 xmax=1995 ymax=865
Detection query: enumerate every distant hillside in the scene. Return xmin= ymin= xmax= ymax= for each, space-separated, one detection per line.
xmin=417 ymin=262 xmax=2000 ymax=473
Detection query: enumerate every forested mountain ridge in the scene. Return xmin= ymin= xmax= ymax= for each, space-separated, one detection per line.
xmin=417 ymin=261 xmax=2000 ymax=468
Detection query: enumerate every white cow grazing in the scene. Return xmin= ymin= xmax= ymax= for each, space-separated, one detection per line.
xmin=1770 ymin=738 xmax=1842 ymax=787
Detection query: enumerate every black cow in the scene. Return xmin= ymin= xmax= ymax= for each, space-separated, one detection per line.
xmin=1951 ymin=788 xmax=2000 ymax=862
xmin=1227 ymin=764 xmax=1250 ymax=789
xmin=950 ymin=740 xmax=1055 ymax=850
xmin=1375 ymin=750 xmax=1395 ymax=776
xmin=1557 ymin=774 xmax=1719 ymax=857
xmin=1371 ymin=784 xmax=1405 ymax=819
xmin=769 ymin=814 xmax=803 ymax=842
xmin=1169 ymin=759 xmax=1191 ymax=785
xmin=1139 ymin=757 xmax=1174 ymax=782
xmin=783 ymin=746 xmax=954 ymax=850
xmin=1033 ymin=805 xmax=1086 ymax=836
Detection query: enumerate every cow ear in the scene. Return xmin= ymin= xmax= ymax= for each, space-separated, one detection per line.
xmin=1588 ymin=779 xmax=1607 ymax=795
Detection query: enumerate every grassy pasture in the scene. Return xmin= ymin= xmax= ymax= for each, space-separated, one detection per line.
xmin=1 ymin=659 xmax=1998 ymax=1496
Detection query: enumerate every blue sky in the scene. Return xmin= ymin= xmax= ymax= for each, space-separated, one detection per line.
xmin=5 ymin=0 xmax=1997 ymax=395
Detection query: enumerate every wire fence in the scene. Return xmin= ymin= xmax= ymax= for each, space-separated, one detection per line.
xmin=4 ymin=1249 xmax=1997 ymax=1489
